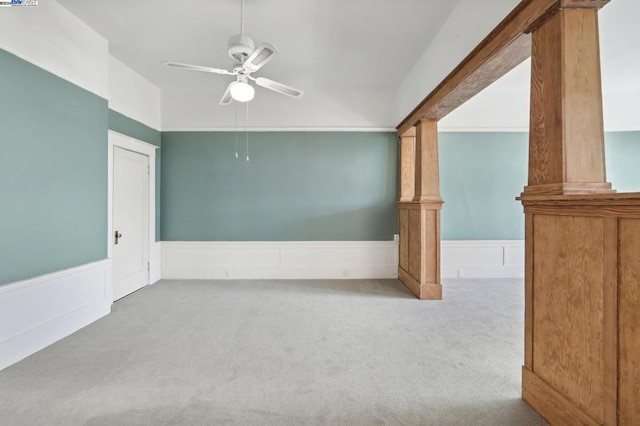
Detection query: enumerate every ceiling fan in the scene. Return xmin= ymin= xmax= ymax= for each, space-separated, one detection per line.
xmin=162 ymin=0 xmax=304 ymax=105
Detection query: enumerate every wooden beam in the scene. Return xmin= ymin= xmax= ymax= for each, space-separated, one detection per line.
xmin=396 ymin=0 xmax=609 ymax=136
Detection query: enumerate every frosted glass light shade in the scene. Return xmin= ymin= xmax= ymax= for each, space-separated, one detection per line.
xmin=230 ymin=81 xmax=255 ymax=102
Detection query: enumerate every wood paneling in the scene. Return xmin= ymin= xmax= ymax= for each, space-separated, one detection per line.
xmin=522 ymin=367 xmax=600 ymax=426
xmin=532 ymin=215 xmax=604 ymax=423
xmin=603 ymin=217 xmax=619 ymax=426
xmin=399 ymin=209 xmax=409 ymax=271
xmin=425 ymin=209 xmax=440 ymax=285
xmin=408 ymin=208 xmax=421 ymax=280
xmin=524 ymin=214 xmax=534 ymax=370
xmin=398 ymin=202 xmax=443 ymax=300
xmin=619 ymin=219 xmax=640 ymax=425
xmin=521 ymin=195 xmax=640 ymax=424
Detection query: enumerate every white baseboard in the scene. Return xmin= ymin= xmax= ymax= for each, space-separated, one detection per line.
xmin=441 ymin=240 xmax=524 ymax=279
xmin=150 ymin=241 xmax=162 ymax=284
xmin=162 ymin=241 xmax=399 ymax=280
xmin=0 ymin=259 xmax=112 ymax=371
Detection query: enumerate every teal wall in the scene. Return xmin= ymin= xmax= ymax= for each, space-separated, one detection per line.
xmin=605 ymin=131 xmax=640 ymax=193
xmin=0 ymin=49 xmax=108 ymax=286
xmin=161 ymin=132 xmax=398 ymax=241
xmin=108 ymin=109 xmax=161 ymax=240
xmin=438 ymin=131 xmax=640 ymax=240
xmin=439 ymin=132 xmax=528 ymax=240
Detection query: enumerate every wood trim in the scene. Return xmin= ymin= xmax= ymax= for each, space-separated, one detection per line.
xmin=420 ymin=283 xmax=443 ymax=301
xmin=398 ymin=267 xmax=421 ymax=298
xmin=603 ymin=217 xmax=618 ymax=426
xmin=397 ymin=201 xmax=444 ymax=210
xmin=522 ymin=367 xmax=600 ymax=426
xmin=519 ymin=194 xmax=640 ymax=219
xmin=522 ymin=183 xmax=614 ymax=196
xmin=399 ymin=267 xmax=442 ymax=300
xmin=519 ymin=192 xmax=640 ymax=202
xmin=524 ymin=214 xmax=534 ymax=369
xmin=520 ymin=195 xmax=640 ymax=218
xmin=396 ymin=0 xmax=610 ymax=136
xmin=560 ymin=0 xmax=610 ymax=8
xmin=523 ymin=206 xmax=640 ymax=218
xmin=399 ymin=126 xmax=416 ymax=138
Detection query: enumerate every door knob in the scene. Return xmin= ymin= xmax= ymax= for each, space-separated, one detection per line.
xmin=114 ymin=231 xmax=123 ymax=245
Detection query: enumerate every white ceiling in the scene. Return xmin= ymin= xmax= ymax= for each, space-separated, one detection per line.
xmin=57 ymin=0 xmax=461 ymax=128
xmin=57 ymin=0 xmax=640 ymax=131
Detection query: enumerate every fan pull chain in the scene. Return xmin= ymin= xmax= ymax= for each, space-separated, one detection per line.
xmin=234 ymin=103 xmax=239 ymax=159
xmin=245 ymin=101 xmax=250 ymax=162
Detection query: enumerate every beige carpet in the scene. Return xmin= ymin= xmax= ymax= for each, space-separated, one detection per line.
xmin=0 ymin=278 xmax=547 ymax=425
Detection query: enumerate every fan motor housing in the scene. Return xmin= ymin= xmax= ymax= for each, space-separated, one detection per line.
xmin=228 ymin=34 xmax=255 ymax=62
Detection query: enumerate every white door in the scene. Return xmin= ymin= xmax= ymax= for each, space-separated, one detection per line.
xmin=113 ymin=146 xmax=150 ymax=301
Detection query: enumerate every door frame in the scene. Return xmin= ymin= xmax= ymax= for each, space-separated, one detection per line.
xmin=107 ymin=130 xmax=158 ymax=302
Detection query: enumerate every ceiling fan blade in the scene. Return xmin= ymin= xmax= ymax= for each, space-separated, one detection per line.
xmin=243 ymin=43 xmax=278 ymax=72
xmin=162 ymin=61 xmax=234 ymax=75
xmin=255 ymin=77 xmax=304 ymax=98
xmin=219 ymin=82 xmax=234 ymax=105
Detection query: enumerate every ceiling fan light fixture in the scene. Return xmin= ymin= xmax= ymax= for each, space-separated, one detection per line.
xmin=230 ymin=81 xmax=255 ymax=102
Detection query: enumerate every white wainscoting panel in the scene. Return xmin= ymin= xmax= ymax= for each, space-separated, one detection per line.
xmin=162 ymin=241 xmax=399 ymax=280
xmin=150 ymin=241 xmax=162 ymax=284
xmin=0 ymin=260 xmax=112 ymax=371
xmin=441 ymin=240 xmax=524 ymax=278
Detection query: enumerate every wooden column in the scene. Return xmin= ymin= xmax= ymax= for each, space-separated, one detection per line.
xmin=398 ymin=130 xmax=415 ymax=203
xmin=524 ymin=1 xmax=613 ymax=196
xmin=398 ymin=120 xmax=442 ymax=300
xmin=519 ymin=2 xmax=639 ymax=425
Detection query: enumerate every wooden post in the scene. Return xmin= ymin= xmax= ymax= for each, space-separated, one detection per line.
xmin=413 ymin=120 xmax=441 ymax=202
xmin=398 ymin=120 xmax=442 ymax=300
xmin=399 ymin=131 xmax=415 ymax=203
xmin=523 ymin=3 xmax=613 ymax=196
xmin=517 ymin=3 xmax=640 ymax=425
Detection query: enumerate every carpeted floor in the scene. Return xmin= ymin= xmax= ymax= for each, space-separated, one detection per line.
xmin=0 ymin=278 xmax=547 ymax=425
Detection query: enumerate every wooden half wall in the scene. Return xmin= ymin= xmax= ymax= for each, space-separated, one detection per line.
xmin=520 ymin=194 xmax=640 ymax=425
